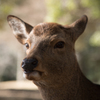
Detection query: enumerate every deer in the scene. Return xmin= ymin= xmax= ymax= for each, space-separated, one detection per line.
xmin=7 ymin=15 xmax=100 ymax=100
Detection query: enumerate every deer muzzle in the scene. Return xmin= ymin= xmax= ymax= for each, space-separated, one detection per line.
xmin=21 ymin=58 xmax=38 ymax=74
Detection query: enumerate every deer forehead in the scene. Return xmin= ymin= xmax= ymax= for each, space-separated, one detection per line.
xmin=33 ymin=23 xmax=65 ymax=36
xmin=29 ymin=22 xmax=66 ymax=40
xmin=27 ymin=23 xmax=66 ymax=47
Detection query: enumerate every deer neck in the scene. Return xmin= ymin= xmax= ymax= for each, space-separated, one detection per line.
xmin=37 ymin=63 xmax=91 ymax=100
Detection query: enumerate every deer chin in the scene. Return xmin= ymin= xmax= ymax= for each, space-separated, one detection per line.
xmin=23 ymin=70 xmax=43 ymax=81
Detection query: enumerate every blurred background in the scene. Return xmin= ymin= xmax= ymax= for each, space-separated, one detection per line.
xmin=0 ymin=0 xmax=100 ymax=99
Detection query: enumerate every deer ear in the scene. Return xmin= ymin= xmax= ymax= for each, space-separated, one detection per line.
xmin=7 ymin=15 xmax=33 ymax=44
xmin=65 ymin=15 xmax=88 ymax=42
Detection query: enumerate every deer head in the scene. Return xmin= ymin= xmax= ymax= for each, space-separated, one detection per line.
xmin=7 ymin=15 xmax=88 ymax=87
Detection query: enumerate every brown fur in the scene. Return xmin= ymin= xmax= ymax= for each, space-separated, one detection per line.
xmin=7 ymin=15 xmax=100 ymax=100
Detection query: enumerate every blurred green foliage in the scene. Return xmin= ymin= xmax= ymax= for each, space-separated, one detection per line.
xmin=90 ymin=31 xmax=100 ymax=46
xmin=0 ymin=0 xmax=24 ymax=29
xmin=45 ymin=0 xmax=100 ymax=21
xmin=45 ymin=0 xmax=100 ymax=83
xmin=81 ymin=0 xmax=100 ymax=18
xmin=45 ymin=0 xmax=64 ymax=22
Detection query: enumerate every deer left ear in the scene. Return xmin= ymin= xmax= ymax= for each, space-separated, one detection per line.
xmin=7 ymin=15 xmax=33 ymax=44
xmin=65 ymin=15 xmax=88 ymax=42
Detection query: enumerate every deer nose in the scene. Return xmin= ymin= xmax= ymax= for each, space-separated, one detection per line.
xmin=21 ymin=58 xmax=38 ymax=74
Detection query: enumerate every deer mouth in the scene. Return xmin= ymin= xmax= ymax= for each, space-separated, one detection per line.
xmin=24 ymin=70 xmax=32 ymax=74
xmin=23 ymin=69 xmax=43 ymax=75
xmin=23 ymin=69 xmax=44 ymax=80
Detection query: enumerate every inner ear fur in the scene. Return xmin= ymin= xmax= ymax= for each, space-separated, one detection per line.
xmin=65 ymin=15 xmax=88 ymax=42
xmin=7 ymin=15 xmax=33 ymax=44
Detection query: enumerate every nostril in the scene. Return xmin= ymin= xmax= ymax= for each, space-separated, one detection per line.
xmin=22 ymin=58 xmax=27 ymax=65
xmin=22 ymin=61 xmax=25 ymax=65
xmin=22 ymin=62 xmax=25 ymax=68
xmin=31 ymin=58 xmax=38 ymax=67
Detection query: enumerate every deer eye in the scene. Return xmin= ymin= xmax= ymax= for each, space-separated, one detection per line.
xmin=25 ymin=43 xmax=29 ymax=49
xmin=54 ymin=41 xmax=65 ymax=49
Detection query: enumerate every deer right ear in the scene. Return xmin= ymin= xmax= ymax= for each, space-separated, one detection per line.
xmin=64 ymin=15 xmax=88 ymax=42
xmin=7 ymin=15 xmax=33 ymax=44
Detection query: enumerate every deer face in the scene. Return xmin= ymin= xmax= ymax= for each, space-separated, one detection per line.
xmin=7 ymin=15 xmax=88 ymax=86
